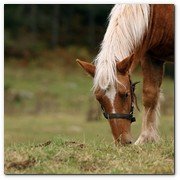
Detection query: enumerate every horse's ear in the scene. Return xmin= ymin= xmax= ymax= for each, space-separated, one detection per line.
xmin=76 ymin=59 xmax=95 ymax=77
xmin=116 ymin=54 xmax=134 ymax=74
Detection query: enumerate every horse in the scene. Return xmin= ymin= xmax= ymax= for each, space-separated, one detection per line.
xmin=76 ymin=4 xmax=174 ymax=145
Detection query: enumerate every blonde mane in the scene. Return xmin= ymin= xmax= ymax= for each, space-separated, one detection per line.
xmin=93 ymin=4 xmax=150 ymax=91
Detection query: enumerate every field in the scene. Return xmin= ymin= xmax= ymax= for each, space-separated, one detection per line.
xmin=4 ymin=59 xmax=174 ymax=174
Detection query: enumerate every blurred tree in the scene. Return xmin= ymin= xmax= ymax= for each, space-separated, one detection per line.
xmin=30 ymin=5 xmax=37 ymax=36
xmin=51 ymin=5 xmax=60 ymax=48
xmin=88 ymin=5 xmax=96 ymax=48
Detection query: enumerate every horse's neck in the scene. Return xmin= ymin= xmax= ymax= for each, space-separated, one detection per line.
xmin=145 ymin=5 xmax=174 ymax=59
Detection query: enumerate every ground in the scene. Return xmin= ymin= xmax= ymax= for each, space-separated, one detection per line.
xmin=4 ymin=59 xmax=174 ymax=174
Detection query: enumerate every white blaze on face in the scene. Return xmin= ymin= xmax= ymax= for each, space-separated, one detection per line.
xmin=105 ymin=85 xmax=116 ymax=113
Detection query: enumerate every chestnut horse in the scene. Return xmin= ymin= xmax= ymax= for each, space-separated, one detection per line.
xmin=77 ymin=4 xmax=174 ymax=145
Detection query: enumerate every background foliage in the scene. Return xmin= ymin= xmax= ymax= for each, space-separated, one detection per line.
xmin=5 ymin=5 xmax=113 ymax=58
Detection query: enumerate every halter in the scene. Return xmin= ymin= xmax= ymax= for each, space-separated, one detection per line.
xmin=100 ymin=81 xmax=139 ymax=123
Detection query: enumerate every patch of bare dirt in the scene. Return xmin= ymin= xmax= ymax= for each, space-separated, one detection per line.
xmin=6 ymin=157 xmax=36 ymax=170
xmin=64 ymin=141 xmax=86 ymax=149
xmin=34 ymin=140 xmax=52 ymax=148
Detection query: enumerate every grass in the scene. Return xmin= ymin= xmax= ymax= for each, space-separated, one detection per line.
xmin=4 ymin=137 xmax=174 ymax=174
xmin=4 ymin=59 xmax=174 ymax=174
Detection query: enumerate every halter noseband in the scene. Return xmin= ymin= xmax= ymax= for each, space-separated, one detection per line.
xmin=100 ymin=81 xmax=139 ymax=123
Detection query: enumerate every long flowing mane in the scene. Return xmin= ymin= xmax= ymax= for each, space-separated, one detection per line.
xmin=93 ymin=4 xmax=150 ymax=91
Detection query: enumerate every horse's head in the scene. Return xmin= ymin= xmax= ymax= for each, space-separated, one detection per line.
xmin=77 ymin=54 xmax=138 ymax=145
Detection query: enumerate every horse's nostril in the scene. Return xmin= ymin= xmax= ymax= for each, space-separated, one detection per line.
xmin=126 ymin=141 xmax=132 ymax=144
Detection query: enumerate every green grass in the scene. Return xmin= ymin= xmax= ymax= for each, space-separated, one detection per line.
xmin=4 ymin=59 xmax=174 ymax=174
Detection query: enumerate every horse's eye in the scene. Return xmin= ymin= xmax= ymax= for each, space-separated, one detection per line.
xmin=118 ymin=92 xmax=129 ymax=98
xmin=125 ymin=93 xmax=128 ymax=98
